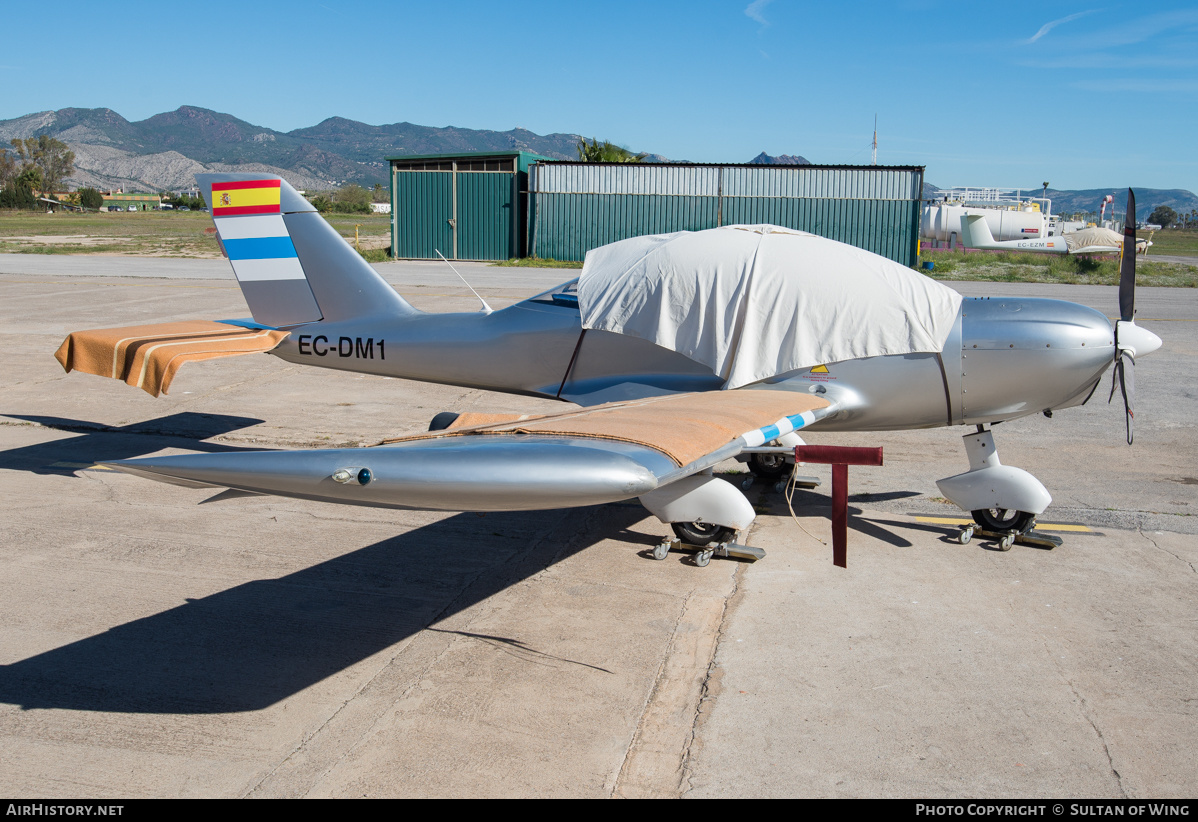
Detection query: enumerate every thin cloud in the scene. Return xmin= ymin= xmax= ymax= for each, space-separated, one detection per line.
xmin=1072 ymin=78 xmax=1198 ymax=93
xmin=1026 ymin=9 xmax=1099 ymax=43
xmin=1068 ymin=9 xmax=1198 ymax=49
xmin=1022 ymin=53 xmax=1198 ymax=70
xmin=745 ymin=0 xmax=773 ymax=28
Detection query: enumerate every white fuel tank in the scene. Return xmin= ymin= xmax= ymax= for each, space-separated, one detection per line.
xmin=922 ymin=205 xmax=1047 ymax=243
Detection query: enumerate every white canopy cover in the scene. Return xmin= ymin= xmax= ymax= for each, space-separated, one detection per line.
xmin=1062 ymin=226 xmax=1126 ymax=254
xmin=577 ymin=225 xmax=963 ymax=389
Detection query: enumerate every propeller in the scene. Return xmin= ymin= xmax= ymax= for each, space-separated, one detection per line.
xmin=1107 ymin=188 xmax=1156 ymax=445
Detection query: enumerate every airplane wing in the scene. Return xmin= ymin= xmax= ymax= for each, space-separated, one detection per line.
xmin=103 ymin=389 xmax=837 ymax=515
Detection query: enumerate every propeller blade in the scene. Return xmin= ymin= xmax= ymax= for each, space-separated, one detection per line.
xmin=1119 ymin=189 xmax=1136 ymax=323
xmin=1109 ymin=350 xmax=1135 ymax=445
xmin=1121 ymin=349 xmax=1135 ymax=445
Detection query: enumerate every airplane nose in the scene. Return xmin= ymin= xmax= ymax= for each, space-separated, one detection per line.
xmin=1116 ymin=321 xmax=1163 ymax=358
xmin=958 ymin=298 xmax=1118 ymax=420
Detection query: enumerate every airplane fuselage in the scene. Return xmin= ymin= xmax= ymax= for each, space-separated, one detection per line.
xmin=266 ymin=282 xmax=1117 ymax=433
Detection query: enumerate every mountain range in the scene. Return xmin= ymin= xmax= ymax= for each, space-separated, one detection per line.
xmin=2 ymin=106 xmax=1194 ymax=220
xmin=0 ymin=106 xmax=587 ymax=192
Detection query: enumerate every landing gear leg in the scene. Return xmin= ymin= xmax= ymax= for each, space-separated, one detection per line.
xmin=937 ymin=426 xmax=1056 ymax=551
xmin=937 ymin=425 xmax=1050 ymax=531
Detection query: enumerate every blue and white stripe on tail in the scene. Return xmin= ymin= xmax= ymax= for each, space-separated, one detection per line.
xmin=215 ymin=211 xmax=322 ymax=327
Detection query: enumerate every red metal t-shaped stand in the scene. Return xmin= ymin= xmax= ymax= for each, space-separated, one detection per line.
xmin=795 ymin=445 xmax=884 ymax=568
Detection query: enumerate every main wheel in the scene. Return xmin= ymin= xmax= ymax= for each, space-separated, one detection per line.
xmin=671 ymin=521 xmax=735 ymax=546
xmin=748 ymin=452 xmax=790 ymax=479
xmin=971 ymin=508 xmax=1035 ymax=534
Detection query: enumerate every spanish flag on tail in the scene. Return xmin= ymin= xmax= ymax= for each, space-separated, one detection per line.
xmin=211 ymin=179 xmax=282 ymax=216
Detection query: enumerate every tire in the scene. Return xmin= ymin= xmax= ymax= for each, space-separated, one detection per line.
xmin=671 ymin=521 xmax=735 ymax=546
xmin=748 ymin=452 xmax=790 ymax=479
xmin=971 ymin=508 xmax=1035 ymax=534
xmin=428 ymin=412 xmax=460 ymax=432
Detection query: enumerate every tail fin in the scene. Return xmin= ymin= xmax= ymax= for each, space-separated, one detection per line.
xmin=197 ymin=174 xmax=418 ymax=328
xmin=959 ymin=214 xmax=997 ymax=249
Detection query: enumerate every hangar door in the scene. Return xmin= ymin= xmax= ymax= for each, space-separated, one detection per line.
xmin=392 ymin=158 xmax=516 ymax=261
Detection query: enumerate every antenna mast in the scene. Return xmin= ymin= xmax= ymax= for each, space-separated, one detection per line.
xmin=871 ymin=115 xmax=877 ymax=166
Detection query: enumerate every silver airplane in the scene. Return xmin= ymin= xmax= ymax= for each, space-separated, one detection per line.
xmin=56 ymin=176 xmax=1162 ymax=549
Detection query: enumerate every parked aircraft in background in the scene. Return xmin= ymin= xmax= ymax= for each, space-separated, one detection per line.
xmin=959 ymin=213 xmax=1149 ymax=255
xmin=54 ymin=178 xmax=1161 ymax=550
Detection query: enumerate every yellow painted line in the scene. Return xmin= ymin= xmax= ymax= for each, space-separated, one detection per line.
xmin=913 ymin=515 xmax=1092 ymax=533
xmin=49 ymin=461 xmax=113 ymax=470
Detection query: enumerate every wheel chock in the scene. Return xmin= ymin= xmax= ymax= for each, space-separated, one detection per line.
xmin=651 ymin=538 xmax=766 ymax=564
xmin=956 ymin=524 xmax=1062 ymax=551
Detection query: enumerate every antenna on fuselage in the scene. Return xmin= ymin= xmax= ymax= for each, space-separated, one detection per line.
xmin=435 ymin=249 xmax=494 ymax=315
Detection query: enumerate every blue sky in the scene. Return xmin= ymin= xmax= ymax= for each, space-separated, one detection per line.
xmin=4 ymin=0 xmax=1196 ymax=194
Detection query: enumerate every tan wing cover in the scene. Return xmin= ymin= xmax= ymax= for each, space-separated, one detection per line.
xmin=54 ymin=321 xmax=289 ymax=397
xmin=383 ymin=390 xmax=830 ymax=467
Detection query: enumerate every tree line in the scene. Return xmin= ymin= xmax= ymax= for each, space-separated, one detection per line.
xmin=1147 ymin=205 xmax=1198 ymax=229
xmin=0 ymin=135 xmax=80 ymax=208
xmin=308 ymin=184 xmax=385 ymax=214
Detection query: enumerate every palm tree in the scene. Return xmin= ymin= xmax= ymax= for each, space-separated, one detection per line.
xmin=576 ymin=137 xmax=647 ymax=163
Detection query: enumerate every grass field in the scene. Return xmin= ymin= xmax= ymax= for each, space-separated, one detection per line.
xmin=495 ymin=257 xmax=584 ymax=269
xmin=919 ymin=247 xmax=1198 ymax=287
xmin=1142 ymin=228 xmax=1198 ymax=257
xmin=3 ymin=207 xmax=1196 ymax=286
xmin=0 ymin=209 xmax=391 ymax=258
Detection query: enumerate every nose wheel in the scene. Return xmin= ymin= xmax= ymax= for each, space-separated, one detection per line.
xmin=971 ymin=508 xmax=1036 ymax=534
xmin=670 ymin=521 xmax=736 ymax=546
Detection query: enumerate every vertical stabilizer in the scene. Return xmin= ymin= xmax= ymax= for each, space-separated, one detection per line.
xmin=198 ymin=174 xmax=419 ymax=327
xmin=959 ymin=214 xmax=997 ymax=249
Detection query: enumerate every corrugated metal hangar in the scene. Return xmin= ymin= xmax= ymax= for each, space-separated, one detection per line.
xmin=389 ymin=153 xmax=925 ymax=266
xmin=388 ymin=151 xmax=548 ymax=262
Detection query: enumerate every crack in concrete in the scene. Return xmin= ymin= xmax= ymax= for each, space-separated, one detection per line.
xmin=1041 ymin=626 xmax=1127 ymax=799
xmin=1139 ymin=527 xmax=1196 ymax=574
xmin=1065 ymin=675 xmax=1127 ymax=798
xmin=609 ymin=584 xmax=694 ymax=797
xmin=678 ymin=556 xmax=744 ymax=797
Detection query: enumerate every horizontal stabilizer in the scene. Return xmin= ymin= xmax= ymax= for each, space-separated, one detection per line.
xmin=54 ymin=320 xmax=289 ymax=396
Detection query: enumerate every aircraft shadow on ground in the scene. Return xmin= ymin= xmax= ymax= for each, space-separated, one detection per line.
xmin=772 ymin=486 xmax=923 ymax=548
xmin=0 ymin=412 xmax=266 ymax=475
xmin=0 ymin=505 xmax=644 ymax=715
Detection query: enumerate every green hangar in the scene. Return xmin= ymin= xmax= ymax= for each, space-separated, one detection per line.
xmin=389 ymin=154 xmax=924 ymax=266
